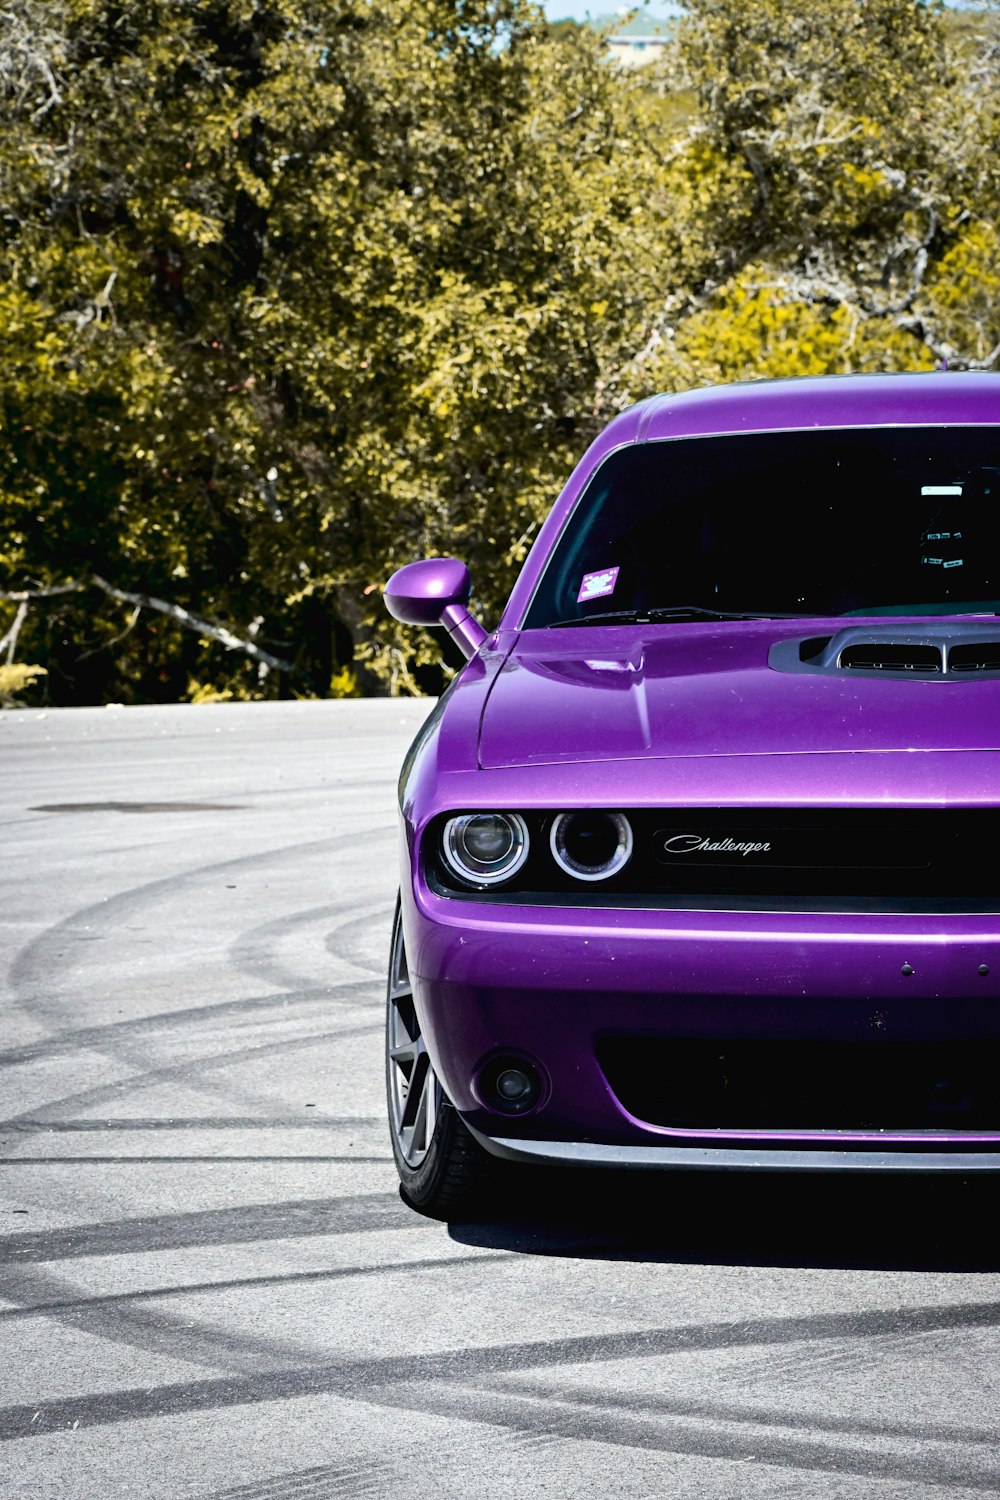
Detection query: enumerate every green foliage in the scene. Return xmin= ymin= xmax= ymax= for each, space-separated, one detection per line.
xmin=0 ymin=0 xmax=662 ymax=699
xmin=923 ymin=220 xmax=1000 ymax=363
xmin=328 ymin=664 xmax=361 ymax=699
xmin=0 ymin=661 xmax=46 ymax=705
xmin=1 ymin=0 xmax=999 ymax=700
xmin=644 ymin=270 xmax=934 ymax=392
xmin=620 ymin=0 xmax=1000 ymax=398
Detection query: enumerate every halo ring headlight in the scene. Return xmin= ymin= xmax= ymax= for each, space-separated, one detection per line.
xmin=550 ymin=811 xmax=633 ymax=883
xmin=442 ymin=812 xmax=530 ymax=888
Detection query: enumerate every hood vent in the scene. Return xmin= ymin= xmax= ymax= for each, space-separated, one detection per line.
xmin=839 ymin=642 xmax=941 ymax=674
xmin=950 ymin=642 xmax=1000 ymax=673
xmin=770 ymin=623 xmax=1000 ymax=681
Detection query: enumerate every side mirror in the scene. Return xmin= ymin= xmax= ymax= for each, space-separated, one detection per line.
xmin=384 ymin=557 xmax=488 ymax=661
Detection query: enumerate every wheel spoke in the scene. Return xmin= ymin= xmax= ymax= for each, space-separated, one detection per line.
xmin=423 ymin=1065 xmax=439 ymax=1146
xmin=388 ymin=1024 xmax=419 ymax=1066
xmin=400 ymin=1051 xmax=429 ymax=1130
xmin=386 ymin=911 xmax=441 ymax=1169
xmin=388 ymin=925 xmax=411 ymax=1002
xmin=409 ymin=1061 xmax=430 ymax=1148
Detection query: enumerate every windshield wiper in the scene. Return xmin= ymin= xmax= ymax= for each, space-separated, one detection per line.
xmin=549 ymin=606 xmax=807 ymax=628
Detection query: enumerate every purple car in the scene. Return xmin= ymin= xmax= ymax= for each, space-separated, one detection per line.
xmin=384 ymin=372 xmax=1000 ymax=1217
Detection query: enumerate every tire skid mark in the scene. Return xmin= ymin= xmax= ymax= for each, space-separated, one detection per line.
xmin=719 ymin=1326 xmax=995 ymax=1380
xmin=0 ymin=1020 xmax=380 ymax=1132
xmin=0 ymin=981 xmax=371 ymax=1071
xmin=227 ymin=902 xmax=364 ymax=994
xmin=484 ymin=1373 xmax=1000 ymax=1448
xmin=0 ymin=1250 xmax=514 ymax=1322
xmin=2 ymin=1298 xmax=998 ymax=1443
xmin=8 ymin=826 xmax=393 ymax=1027
xmin=199 ymin=1431 xmax=564 ymax=1500
xmin=374 ymin=1379 xmax=1000 ymax=1492
xmin=0 ymin=1191 xmax=408 ymax=1262
xmin=0 ymin=1263 xmax=323 ymax=1377
xmin=0 ymin=1216 xmax=442 ymax=1380
xmin=0 ymin=1155 xmax=392 ymax=1165
xmin=204 ymin=1459 xmax=396 ymax=1499
xmin=7 ymin=858 xmax=389 ymax=1134
xmin=7 ymin=1116 xmax=381 ymax=1133
xmin=6 ymin=834 xmax=389 ymax=1146
xmin=321 ymin=904 xmax=396 ymax=979
xmin=3 ymin=713 xmax=463 ymax=1429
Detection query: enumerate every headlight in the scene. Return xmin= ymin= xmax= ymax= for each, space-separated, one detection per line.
xmin=550 ymin=811 xmax=633 ymax=882
xmin=442 ymin=812 xmax=530 ymax=887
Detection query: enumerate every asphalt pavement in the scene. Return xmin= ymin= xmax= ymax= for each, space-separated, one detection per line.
xmin=2 ymin=699 xmax=999 ymax=1499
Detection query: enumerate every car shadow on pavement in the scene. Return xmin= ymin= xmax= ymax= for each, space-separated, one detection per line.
xmin=446 ymin=1164 xmax=1000 ymax=1273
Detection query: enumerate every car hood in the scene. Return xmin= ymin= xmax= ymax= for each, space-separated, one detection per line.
xmin=479 ymin=622 xmax=1000 ymax=769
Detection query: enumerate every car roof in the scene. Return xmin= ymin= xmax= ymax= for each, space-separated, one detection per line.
xmin=624 ymin=371 xmax=1000 ymax=443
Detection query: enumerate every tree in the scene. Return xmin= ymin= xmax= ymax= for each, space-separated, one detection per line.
xmin=612 ymin=0 xmax=1000 ymax=400
xmin=4 ymin=0 xmax=1000 ymax=705
xmin=0 ymin=0 xmax=663 ymax=701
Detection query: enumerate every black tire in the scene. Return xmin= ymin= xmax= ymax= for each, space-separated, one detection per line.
xmin=385 ymin=898 xmax=493 ymax=1217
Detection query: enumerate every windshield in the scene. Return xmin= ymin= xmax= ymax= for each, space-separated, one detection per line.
xmin=523 ymin=427 xmax=1000 ymax=627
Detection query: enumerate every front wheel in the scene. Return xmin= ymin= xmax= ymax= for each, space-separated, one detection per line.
xmin=385 ymin=900 xmax=493 ymax=1217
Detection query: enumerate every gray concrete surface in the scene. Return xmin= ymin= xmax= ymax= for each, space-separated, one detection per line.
xmin=1 ymin=699 xmax=999 ymax=1499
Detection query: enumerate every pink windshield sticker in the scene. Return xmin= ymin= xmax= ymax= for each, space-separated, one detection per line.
xmin=577 ymin=566 xmax=620 ymax=604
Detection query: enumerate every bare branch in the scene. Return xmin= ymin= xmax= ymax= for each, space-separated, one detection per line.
xmin=29 ymin=56 xmax=61 ymax=119
xmin=78 ymin=603 xmax=140 ymax=661
xmin=0 ymin=2 xmax=66 ymax=118
xmin=59 ymin=267 xmax=119 ymax=330
xmin=0 ymin=580 xmax=83 ymax=602
xmin=90 ymin=576 xmax=294 ymax=674
xmin=0 ymin=598 xmax=29 ymax=662
xmin=2 ymin=576 xmax=296 ymax=675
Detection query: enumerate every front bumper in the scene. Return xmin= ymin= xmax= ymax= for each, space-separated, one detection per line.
xmin=401 ymin=881 xmax=1000 ymax=1164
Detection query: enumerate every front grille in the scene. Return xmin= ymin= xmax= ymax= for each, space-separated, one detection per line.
xmin=598 ymin=1038 xmax=1000 ymax=1133
xmin=429 ymin=808 xmax=1000 ymax=907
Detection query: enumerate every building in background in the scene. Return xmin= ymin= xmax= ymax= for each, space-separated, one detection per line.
xmin=603 ymin=12 xmax=671 ymax=67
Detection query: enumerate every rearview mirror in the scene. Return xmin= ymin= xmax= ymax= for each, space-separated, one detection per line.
xmin=384 ymin=557 xmax=488 ymax=661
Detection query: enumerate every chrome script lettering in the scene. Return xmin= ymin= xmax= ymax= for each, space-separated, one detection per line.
xmin=663 ymin=833 xmax=771 ymax=858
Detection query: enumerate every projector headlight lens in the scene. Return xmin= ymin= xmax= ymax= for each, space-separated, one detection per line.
xmin=442 ymin=812 xmax=530 ymax=887
xmin=550 ymin=811 xmax=633 ymax=882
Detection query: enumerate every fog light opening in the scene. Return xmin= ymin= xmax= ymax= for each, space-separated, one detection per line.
xmin=480 ymin=1056 xmax=543 ymax=1115
xmin=496 ymin=1067 xmax=532 ymax=1102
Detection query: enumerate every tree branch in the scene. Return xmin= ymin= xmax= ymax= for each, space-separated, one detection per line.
xmin=0 ymin=598 xmax=29 ymax=663
xmin=0 ymin=580 xmax=83 ymax=601
xmin=89 ymin=576 xmax=294 ymax=674
xmin=1 ymin=577 xmax=296 ymax=675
